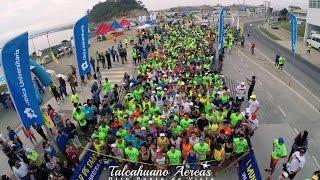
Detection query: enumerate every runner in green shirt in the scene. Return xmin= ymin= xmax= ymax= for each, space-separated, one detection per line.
xmin=233 ymin=134 xmax=248 ymax=156
xmin=265 ymin=137 xmax=287 ymax=175
xmin=170 ymin=121 xmax=184 ymax=137
xmin=124 ymin=143 xmax=139 ymax=163
xmin=193 ymin=139 xmax=211 ymax=161
xmin=230 ymin=110 xmax=243 ymax=126
xmin=167 ymin=146 xmax=182 ymax=166
xmin=102 ymin=78 xmax=112 ymax=94
xmin=116 ymin=136 xmax=126 ymax=152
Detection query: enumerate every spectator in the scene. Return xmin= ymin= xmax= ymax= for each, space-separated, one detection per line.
xmin=64 ymin=119 xmax=81 ymax=148
xmin=13 ymin=161 xmax=30 ymax=180
xmin=55 ymin=130 xmax=68 ymax=154
xmin=7 ymin=126 xmax=23 ymax=146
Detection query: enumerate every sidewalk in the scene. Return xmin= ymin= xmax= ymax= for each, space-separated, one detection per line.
xmin=261 ymin=23 xmax=320 ymax=69
xmin=0 ymin=30 xmax=136 ymax=177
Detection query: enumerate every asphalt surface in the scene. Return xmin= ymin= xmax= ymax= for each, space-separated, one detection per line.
xmin=245 ymin=20 xmax=320 ymax=105
xmin=226 ymin=19 xmax=320 ymax=179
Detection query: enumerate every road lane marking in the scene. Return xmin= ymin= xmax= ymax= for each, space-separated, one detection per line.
xmin=266 ymin=90 xmax=274 ymax=100
xmin=312 ymin=156 xmax=320 ymax=169
xmin=258 ymin=80 xmax=262 ymax=86
xmin=293 ymin=127 xmax=298 ymax=135
xmin=237 ymin=49 xmax=319 ymax=113
xmin=245 ymin=41 xmax=320 ymax=105
xmin=278 ymin=105 xmax=286 ymax=117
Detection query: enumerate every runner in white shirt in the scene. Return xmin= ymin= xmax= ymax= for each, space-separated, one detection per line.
xmin=235 ymin=82 xmax=246 ymax=103
xmin=248 ymin=94 xmax=260 ymax=115
xmin=279 ymin=148 xmax=306 ymax=180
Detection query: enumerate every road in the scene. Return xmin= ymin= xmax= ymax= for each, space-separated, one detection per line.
xmin=226 ymin=19 xmax=320 ymax=179
xmin=245 ymin=20 xmax=320 ymax=108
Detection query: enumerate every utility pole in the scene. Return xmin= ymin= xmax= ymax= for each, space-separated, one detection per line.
xmin=264 ymin=1 xmax=271 ymax=21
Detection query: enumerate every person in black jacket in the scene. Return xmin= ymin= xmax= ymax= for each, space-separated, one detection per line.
xmin=64 ymin=119 xmax=81 ymax=148
xmin=287 ymin=130 xmax=308 ymax=162
xmin=105 ymin=50 xmax=112 ymax=69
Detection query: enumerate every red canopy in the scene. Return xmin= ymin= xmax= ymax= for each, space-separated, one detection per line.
xmin=95 ymin=23 xmax=113 ymax=36
xmin=120 ymin=19 xmax=130 ymax=27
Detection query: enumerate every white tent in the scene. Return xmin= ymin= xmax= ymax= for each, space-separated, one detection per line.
xmin=137 ymin=24 xmax=152 ymax=29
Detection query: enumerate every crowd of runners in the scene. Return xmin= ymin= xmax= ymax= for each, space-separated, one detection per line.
xmin=0 ymin=18 xmax=319 ymax=180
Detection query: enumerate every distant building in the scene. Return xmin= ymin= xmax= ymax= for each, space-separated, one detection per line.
xmin=288 ymin=5 xmax=302 ymax=12
xmin=304 ymin=0 xmax=320 ymax=41
xmin=292 ymin=9 xmax=307 ymax=25
xmin=255 ymin=5 xmax=266 ymax=15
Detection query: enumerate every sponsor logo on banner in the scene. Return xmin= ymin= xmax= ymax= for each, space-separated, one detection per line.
xmin=73 ymin=15 xmax=91 ymax=77
xmin=70 ymin=150 xmax=104 ymax=180
xmin=1 ymin=33 xmax=43 ymax=128
xmin=238 ymin=149 xmax=262 ymax=180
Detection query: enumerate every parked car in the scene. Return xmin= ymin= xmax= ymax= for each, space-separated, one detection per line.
xmin=271 ymin=24 xmax=279 ymax=29
xmin=307 ymin=34 xmax=320 ymax=51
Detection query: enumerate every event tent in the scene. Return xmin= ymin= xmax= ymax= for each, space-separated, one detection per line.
xmin=144 ymin=20 xmax=156 ymax=25
xmin=120 ymin=19 xmax=130 ymax=27
xmin=137 ymin=24 xmax=152 ymax=29
xmin=95 ymin=23 xmax=113 ymax=36
xmin=110 ymin=21 xmax=122 ymax=30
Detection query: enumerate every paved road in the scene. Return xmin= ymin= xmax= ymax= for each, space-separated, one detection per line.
xmin=222 ymin=20 xmax=320 ymax=179
xmin=245 ymin=20 xmax=320 ymax=108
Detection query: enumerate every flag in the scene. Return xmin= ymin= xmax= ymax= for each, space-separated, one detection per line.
xmin=1 ymin=32 xmax=43 ymax=128
xmin=217 ymin=7 xmax=225 ymax=53
xmin=73 ymin=15 xmax=91 ymax=77
xmin=290 ymin=13 xmax=298 ymax=54
xmin=50 ymin=50 xmax=59 ymax=64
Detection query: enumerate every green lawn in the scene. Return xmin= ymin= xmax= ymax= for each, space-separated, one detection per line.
xmin=260 ymin=27 xmax=281 ymax=40
xmin=279 ymin=20 xmax=305 ymax=37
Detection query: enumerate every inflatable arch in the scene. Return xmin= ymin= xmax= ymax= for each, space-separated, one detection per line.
xmin=29 ymin=59 xmax=53 ymax=103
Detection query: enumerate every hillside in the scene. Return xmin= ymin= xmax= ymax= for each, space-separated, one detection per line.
xmin=88 ymin=0 xmax=148 ymax=22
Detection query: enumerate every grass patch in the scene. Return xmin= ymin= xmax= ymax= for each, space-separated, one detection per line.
xmin=259 ymin=27 xmax=281 ymax=40
xmin=279 ymin=20 xmax=305 ymax=37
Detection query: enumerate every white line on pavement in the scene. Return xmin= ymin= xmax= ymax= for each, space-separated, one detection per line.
xmin=312 ymin=156 xmax=320 ymax=169
xmin=258 ymin=80 xmax=262 ymax=86
xmin=278 ymin=105 xmax=287 ymax=117
xmin=237 ymin=49 xmax=319 ymax=113
xmin=266 ymin=90 xmax=274 ymax=100
xmin=245 ymin=41 xmax=320 ymax=105
xmin=293 ymin=127 xmax=298 ymax=135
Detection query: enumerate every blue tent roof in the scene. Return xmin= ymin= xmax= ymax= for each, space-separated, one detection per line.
xmin=110 ymin=21 xmax=122 ymax=29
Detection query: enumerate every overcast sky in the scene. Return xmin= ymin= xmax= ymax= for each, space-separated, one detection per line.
xmin=0 ymin=0 xmax=308 ymax=46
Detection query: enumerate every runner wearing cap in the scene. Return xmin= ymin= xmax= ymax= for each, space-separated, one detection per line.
xmin=265 ymin=137 xmax=287 ymax=178
xmin=248 ymin=94 xmax=260 ymax=115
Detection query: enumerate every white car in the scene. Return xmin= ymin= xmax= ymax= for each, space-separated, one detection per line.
xmin=307 ymin=34 xmax=320 ymax=51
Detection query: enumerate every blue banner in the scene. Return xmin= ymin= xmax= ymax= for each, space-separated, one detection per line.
xmin=290 ymin=13 xmax=298 ymax=54
xmin=1 ymin=33 xmax=43 ymax=128
xmin=73 ymin=16 xmax=91 ymax=77
xmin=238 ymin=149 xmax=262 ymax=180
xmin=218 ymin=7 xmax=225 ymax=53
xmin=70 ymin=150 xmax=104 ymax=180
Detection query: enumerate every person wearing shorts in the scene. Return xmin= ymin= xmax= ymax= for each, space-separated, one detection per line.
xmin=265 ymin=137 xmax=287 ymax=178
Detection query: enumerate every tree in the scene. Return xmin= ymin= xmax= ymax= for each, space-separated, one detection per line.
xmin=88 ymin=0 xmax=146 ymax=22
xmin=279 ymin=8 xmax=288 ymax=20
